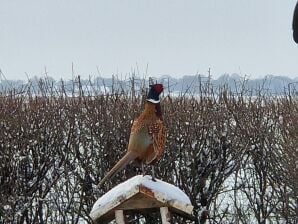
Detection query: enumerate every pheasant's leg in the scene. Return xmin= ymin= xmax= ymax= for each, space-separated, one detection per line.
xmin=142 ymin=163 xmax=145 ymax=176
xmin=151 ymin=166 xmax=156 ymax=181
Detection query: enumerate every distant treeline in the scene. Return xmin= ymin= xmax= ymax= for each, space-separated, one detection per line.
xmin=1 ymin=74 xmax=298 ymax=96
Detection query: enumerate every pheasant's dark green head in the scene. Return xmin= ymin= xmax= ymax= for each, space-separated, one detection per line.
xmin=147 ymin=84 xmax=163 ymax=104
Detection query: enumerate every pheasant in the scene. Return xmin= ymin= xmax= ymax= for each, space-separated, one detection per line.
xmin=98 ymin=84 xmax=166 ymax=186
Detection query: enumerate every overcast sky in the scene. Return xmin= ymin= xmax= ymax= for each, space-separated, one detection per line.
xmin=0 ymin=0 xmax=297 ymax=80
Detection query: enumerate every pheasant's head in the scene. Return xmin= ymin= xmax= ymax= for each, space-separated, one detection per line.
xmin=147 ymin=84 xmax=164 ymax=104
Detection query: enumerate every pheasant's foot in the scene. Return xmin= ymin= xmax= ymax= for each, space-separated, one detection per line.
xmin=151 ymin=165 xmax=156 ymax=181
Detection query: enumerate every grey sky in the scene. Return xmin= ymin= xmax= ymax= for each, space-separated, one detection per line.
xmin=0 ymin=0 xmax=297 ymax=80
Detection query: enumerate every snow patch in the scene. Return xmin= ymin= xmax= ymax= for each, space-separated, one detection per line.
xmin=91 ymin=175 xmax=193 ymax=220
xmin=92 ymin=175 xmax=191 ymax=211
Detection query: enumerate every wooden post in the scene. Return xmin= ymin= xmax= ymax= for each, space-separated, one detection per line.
xmin=115 ymin=210 xmax=126 ymax=224
xmin=160 ymin=207 xmax=171 ymax=224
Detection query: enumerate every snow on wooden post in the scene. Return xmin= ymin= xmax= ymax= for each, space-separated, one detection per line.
xmin=115 ymin=210 xmax=126 ymax=224
xmin=160 ymin=207 xmax=171 ymax=224
xmin=90 ymin=175 xmax=194 ymax=224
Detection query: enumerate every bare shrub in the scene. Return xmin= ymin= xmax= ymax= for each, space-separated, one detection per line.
xmin=0 ymin=77 xmax=297 ymax=223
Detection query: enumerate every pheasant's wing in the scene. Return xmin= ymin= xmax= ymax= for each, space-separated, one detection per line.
xmin=146 ymin=119 xmax=166 ymax=164
xmin=130 ymin=116 xmax=144 ymax=134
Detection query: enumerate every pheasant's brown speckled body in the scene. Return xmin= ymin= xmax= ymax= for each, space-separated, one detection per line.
xmin=98 ymin=84 xmax=166 ymax=186
xmin=130 ymin=102 xmax=166 ymax=164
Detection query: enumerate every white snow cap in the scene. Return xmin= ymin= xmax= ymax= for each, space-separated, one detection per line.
xmin=90 ymin=175 xmax=193 ymax=221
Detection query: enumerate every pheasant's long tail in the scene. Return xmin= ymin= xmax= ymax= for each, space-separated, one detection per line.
xmin=98 ymin=152 xmax=137 ymax=187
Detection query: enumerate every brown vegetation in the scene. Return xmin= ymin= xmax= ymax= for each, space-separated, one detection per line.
xmin=0 ymin=77 xmax=297 ymax=223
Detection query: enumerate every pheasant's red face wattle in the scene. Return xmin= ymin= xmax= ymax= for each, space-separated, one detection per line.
xmin=153 ymin=84 xmax=163 ymax=94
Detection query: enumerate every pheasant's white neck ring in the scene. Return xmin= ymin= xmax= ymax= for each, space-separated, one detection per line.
xmin=147 ymin=99 xmax=160 ymax=104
